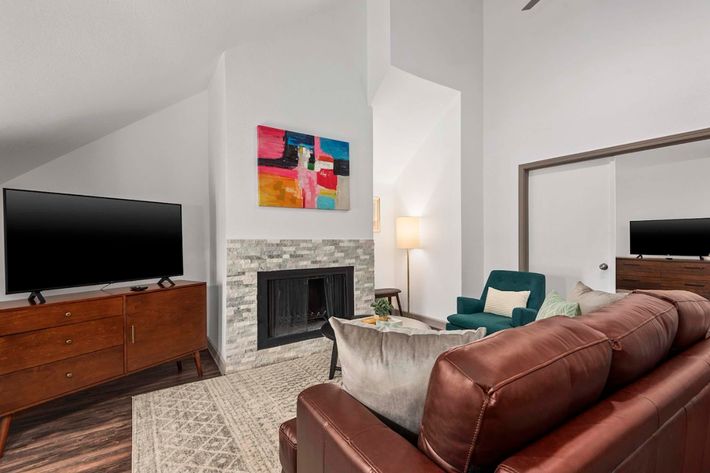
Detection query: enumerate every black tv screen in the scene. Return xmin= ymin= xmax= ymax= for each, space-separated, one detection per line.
xmin=3 ymin=189 xmax=183 ymax=294
xmin=630 ymin=218 xmax=710 ymax=257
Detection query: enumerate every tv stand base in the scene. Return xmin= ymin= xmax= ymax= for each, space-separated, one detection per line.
xmin=157 ymin=277 xmax=176 ymax=288
xmin=28 ymin=291 xmax=46 ymax=305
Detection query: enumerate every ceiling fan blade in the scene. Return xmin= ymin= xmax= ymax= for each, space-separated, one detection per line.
xmin=522 ymin=0 xmax=542 ymax=10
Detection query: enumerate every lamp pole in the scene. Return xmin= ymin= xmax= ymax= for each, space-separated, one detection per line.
xmin=406 ymin=248 xmax=411 ymax=314
xmin=396 ymin=216 xmax=420 ymax=317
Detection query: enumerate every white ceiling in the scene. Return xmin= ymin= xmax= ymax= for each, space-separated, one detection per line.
xmin=0 ymin=0 xmax=332 ymax=182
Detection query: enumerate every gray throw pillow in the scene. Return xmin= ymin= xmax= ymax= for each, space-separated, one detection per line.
xmin=568 ymin=281 xmax=627 ymax=314
xmin=330 ymin=318 xmax=486 ymax=434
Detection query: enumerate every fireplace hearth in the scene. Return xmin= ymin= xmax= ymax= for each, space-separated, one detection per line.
xmin=257 ymin=266 xmax=354 ymax=349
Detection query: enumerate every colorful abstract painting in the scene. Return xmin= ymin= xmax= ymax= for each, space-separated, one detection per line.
xmin=257 ymin=125 xmax=350 ymax=210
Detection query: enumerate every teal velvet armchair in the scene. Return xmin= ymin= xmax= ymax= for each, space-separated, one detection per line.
xmin=447 ymin=270 xmax=546 ymax=334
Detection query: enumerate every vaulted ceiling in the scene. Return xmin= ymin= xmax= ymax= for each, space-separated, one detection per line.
xmin=372 ymin=67 xmax=460 ymax=184
xmin=0 ymin=0 xmax=332 ymax=182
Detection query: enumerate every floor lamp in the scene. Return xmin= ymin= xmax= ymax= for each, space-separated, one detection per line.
xmin=396 ymin=216 xmax=420 ymax=315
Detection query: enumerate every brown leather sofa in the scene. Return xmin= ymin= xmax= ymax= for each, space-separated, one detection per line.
xmin=279 ymin=290 xmax=710 ymax=473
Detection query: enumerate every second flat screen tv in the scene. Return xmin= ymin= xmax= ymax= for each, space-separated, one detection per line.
xmin=3 ymin=189 xmax=183 ymax=294
xmin=630 ymin=218 xmax=710 ymax=257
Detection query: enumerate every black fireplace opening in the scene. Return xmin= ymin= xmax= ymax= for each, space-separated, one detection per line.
xmin=257 ymin=266 xmax=354 ymax=349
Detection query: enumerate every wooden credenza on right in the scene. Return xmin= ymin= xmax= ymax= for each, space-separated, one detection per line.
xmin=616 ymin=257 xmax=710 ymax=298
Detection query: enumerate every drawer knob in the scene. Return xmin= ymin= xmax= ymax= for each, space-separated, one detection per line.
xmin=65 ymin=312 xmax=72 ymax=318
xmin=65 ymin=339 xmax=73 ymax=345
xmin=65 ymin=372 xmax=73 ymax=379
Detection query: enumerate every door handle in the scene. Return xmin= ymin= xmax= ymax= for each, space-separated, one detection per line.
xmin=131 ymin=325 xmax=135 ymax=344
xmin=599 ymin=263 xmax=609 ymax=271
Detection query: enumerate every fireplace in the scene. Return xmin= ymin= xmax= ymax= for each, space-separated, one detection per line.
xmin=257 ymin=266 xmax=354 ymax=349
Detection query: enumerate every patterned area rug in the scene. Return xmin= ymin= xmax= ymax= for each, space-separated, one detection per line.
xmin=132 ymin=350 xmax=336 ymax=473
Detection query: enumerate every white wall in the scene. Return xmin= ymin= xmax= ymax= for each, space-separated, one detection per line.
xmin=390 ymin=0 xmax=483 ymax=295
xmin=373 ymin=184 xmax=396 ymax=288
xmin=394 ymin=100 xmax=462 ymax=319
xmin=616 ymin=141 xmax=710 ymax=258
xmin=367 ymin=0 xmax=391 ymax=102
xmin=372 ymin=66 xmax=462 ymax=319
xmin=221 ymin=0 xmax=372 ymax=241
xmin=0 ymin=92 xmax=212 ymax=330
xmin=483 ymin=0 xmax=710 ymax=274
xmin=208 ymin=53 xmax=228 ymax=358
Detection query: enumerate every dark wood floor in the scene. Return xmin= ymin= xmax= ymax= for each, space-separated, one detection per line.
xmin=0 ymin=350 xmax=221 ymax=473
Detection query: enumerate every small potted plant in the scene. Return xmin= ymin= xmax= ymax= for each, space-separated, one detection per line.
xmin=371 ymin=299 xmax=393 ymax=321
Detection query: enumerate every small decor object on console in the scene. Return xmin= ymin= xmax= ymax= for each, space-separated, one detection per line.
xmin=257 ymin=125 xmax=350 ymax=210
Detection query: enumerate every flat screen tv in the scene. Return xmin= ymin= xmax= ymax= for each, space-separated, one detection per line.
xmin=3 ymin=188 xmax=183 ymax=296
xmin=630 ymin=218 xmax=710 ymax=257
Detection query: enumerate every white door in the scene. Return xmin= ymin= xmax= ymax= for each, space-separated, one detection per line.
xmin=529 ymin=158 xmax=615 ymax=295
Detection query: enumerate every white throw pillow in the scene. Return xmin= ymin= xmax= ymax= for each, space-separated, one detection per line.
xmin=330 ymin=318 xmax=486 ymax=434
xmin=483 ymin=287 xmax=531 ymax=317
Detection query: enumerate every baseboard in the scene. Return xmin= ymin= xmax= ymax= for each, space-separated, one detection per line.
xmin=207 ymin=339 xmax=227 ymax=375
xmin=394 ymin=310 xmax=446 ymax=330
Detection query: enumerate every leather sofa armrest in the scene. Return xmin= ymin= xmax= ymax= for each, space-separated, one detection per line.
xmin=458 ymin=296 xmax=484 ymax=314
xmin=512 ymin=307 xmax=537 ymax=327
xmin=296 ymin=383 xmax=445 ymax=473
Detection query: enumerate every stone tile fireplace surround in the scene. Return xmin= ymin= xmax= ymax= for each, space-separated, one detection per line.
xmin=225 ymin=239 xmax=374 ymax=372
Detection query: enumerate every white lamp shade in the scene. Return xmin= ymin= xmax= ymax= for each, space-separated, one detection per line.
xmin=396 ymin=216 xmax=420 ymax=249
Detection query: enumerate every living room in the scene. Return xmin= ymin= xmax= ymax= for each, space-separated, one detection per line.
xmin=1 ymin=1 xmax=709 ymax=472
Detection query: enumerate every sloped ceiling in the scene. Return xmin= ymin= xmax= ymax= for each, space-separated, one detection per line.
xmin=0 ymin=0 xmax=332 ymax=183
xmin=372 ymin=66 xmax=460 ymax=184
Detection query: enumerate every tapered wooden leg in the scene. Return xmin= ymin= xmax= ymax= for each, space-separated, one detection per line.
xmin=0 ymin=415 xmax=12 ymax=459
xmin=176 ymin=360 xmax=183 ymax=373
xmin=193 ymin=351 xmax=203 ymax=378
xmin=395 ymin=294 xmax=404 ymax=316
xmin=328 ymin=343 xmax=338 ymax=380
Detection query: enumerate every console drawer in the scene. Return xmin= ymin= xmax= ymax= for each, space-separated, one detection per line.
xmin=662 ymin=267 xmax=709 ymax=282
xmin=616 ymin=260 xmax=662 ymax=277
xmin=616 ymin=278 xmax=661 ymax=291
xmin=0 ymin=316 xmax=124 ymax=375
xmin=0 ymin=346 xmax=124 ymax=415
xmin=661 ymin=279 xmax=709 ymax=293
xmin=0 ymin=297 xmax=123 ymax=336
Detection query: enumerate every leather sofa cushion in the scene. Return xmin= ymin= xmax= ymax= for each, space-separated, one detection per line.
xmin=279 ymin=418 xmax=297 ymax=473
xmin=634 ymin=290 xmax=710 ymax=352
xmin=497 ymin=338 xmax=710 ymax=473
xmin=418 ymin=316 xmax=611 ymax=472
xmin=577 ymin=293 xmax=678 ymax=392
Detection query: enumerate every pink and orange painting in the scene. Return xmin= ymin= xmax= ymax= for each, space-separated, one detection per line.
xmin=257 ymin=125 xmax=350 ymax=210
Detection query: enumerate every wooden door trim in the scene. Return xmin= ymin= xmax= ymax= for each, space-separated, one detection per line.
xmin=519 ymin=126 xmax=710 ymax=271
